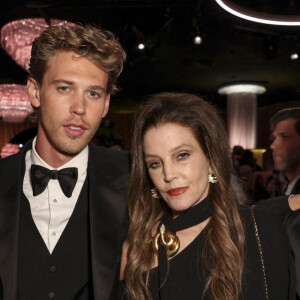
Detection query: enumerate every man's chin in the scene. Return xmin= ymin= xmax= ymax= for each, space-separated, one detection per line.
xmin=274 ymin=163 xmax=287 ymax=172
xmin=53 ymin=139 xmax=88 ymax=156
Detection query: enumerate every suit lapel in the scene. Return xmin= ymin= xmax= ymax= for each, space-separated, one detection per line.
xmin=88 ymin=145 xmax=128 ymax=300
xmin=0 ymin=144 xmax=28 ymax=300
xmin=291 ymin=177 xmax=300 ymax=195
xmin=286 ymin=210 xmax=300 ymax=297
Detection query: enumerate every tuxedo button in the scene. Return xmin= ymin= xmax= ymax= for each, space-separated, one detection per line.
xmin=50 ymin=265 xmax=56 ymax=272
xmin=49 ymin=291 xmax=55 ymax=298
xmin=53 ymin=199 xmax=57 ymax=203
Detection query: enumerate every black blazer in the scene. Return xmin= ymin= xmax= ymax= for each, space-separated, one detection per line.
xmin=0 ymin=141 xmax=130 ymax=300
xmin=263 ymin=194 xmax=300 ymax=299
xmin=286 ymin=175 xmax=300 ymax=299
xmin=291 ymin=177 xmax=300 ymax=195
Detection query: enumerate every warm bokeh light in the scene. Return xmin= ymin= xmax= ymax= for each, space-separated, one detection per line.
xmin=1 ymin=18 xmax=78 ymax=71
xmin=0 ymin=143 xmax=20 ymax=158
xmin=218 ymin=83 xmax=266 ymax=149
xmin=194 ymin=36 xmax=202 ymax=45
xmin=0 ymin=84 xmax=33 ymax=123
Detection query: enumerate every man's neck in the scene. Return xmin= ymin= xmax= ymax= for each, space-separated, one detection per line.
xmin=35 ymin=138 xmax=76 ymax=169
xmin=286 ymin=169 xmax=300 ymax=183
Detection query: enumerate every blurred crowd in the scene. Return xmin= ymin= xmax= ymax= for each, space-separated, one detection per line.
xmin=232 ymin=145 xmax=284 ymax=203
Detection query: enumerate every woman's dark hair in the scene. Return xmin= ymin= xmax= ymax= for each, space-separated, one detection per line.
xmin=125 ymin=92 xmax=245 ymax=300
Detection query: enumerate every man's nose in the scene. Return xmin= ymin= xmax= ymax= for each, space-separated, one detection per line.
xmin=270 ymin=138 xmax=278 ymax=150
xmin=71 ymin=94 xmax=86 ymax=115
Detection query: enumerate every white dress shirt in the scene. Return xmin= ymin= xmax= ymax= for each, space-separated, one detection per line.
xmin=285 ymin=174 xmax=300 ymax=195
xmin=23 ymin=137 xmax=88 ymax=254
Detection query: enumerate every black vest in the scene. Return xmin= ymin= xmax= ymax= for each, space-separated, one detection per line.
xmin=17 ymin=178 xmax=94 ymax=300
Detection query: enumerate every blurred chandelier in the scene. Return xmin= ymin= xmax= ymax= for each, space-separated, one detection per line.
xmin=1 ymin=18 xmax=77 ymax=71
xmin=0 ymin=84 xmax=33 ymax=123
xmin=0 ymin=143 xmax=20 ymax=158
xmin=215 ymin=0 xmax=300 ymax=26
xmin=218 ymin=83 xmax=266 ymax=149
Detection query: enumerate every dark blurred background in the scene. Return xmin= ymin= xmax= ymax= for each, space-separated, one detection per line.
xmin=1 ymin=0 xmax=300 ymax=153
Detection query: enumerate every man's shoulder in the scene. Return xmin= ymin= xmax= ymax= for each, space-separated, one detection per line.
xmin=0 ymin=151 xmax=23 ymax=195
xmin=0 ymin=152 xmax=21 ymax=173
xmin=286 ymin=209 xmax=300 ymax=228
xmin=88 ymin=143 xmax=131 ymax=172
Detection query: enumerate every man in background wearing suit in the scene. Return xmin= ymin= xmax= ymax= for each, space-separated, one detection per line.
xmin=270 ymin=107 xmax=300 ymax=299
xmin=0 ymin=24 xmax=129 ymax=300
xmin=270 ymin=107 xmax=300 ymax=195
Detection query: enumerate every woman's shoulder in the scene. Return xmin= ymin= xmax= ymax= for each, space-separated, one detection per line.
xmin=239 ymin=204 xmax=288 ymax=244
xmin=239 ymin=204 xmax=289 ymax=255
xmin=239 ymin=205 xmax=291 ymax=299
xmin=239 ymin=203 xmax=281 ymax=224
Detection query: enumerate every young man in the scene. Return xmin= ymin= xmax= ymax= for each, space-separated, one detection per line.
xmin=270 ymin=108 xmax=300 ymax=299
xmin=0 ymin=24 xmax=129 ymax=300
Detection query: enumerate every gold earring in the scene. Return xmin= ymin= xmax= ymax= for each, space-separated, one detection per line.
xmin=152 ymin=224 xmax=180 ymax=257
xmin=151 ymin=188 xmax=159 ymax=199
xmin=208 ymin=173 xmax=217 ymax=183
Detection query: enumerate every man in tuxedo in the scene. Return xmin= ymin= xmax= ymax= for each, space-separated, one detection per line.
xmin=0 ymin=24 xmax=129 ymax=300
xmin=270 ymin=108 xmax=300 ymax=298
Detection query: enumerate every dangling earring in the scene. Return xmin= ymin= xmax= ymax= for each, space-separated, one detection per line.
xmin=208 ymin=173 xmax=217 ymax=183
xmin=151 ymin=187 xmax=159 ymax=198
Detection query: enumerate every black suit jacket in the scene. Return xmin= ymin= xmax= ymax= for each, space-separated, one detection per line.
xmin=0 ymin=141 xmax=130 ymax=300
xmin=273 ymin=175 xmax=300 ymax=299
xmin=290 ymin=177 xmax=300 ymax=195
xmin=286 ymin=177 xmax=300 ymax=298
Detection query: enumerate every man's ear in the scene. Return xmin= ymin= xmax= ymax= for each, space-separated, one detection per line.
xmin=102 ymin=93 xmax=111 ymax=118
xmin=27 ymin=77 xmax=41 ymax=108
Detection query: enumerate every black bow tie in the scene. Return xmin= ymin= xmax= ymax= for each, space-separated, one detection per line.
xmin=30 ymin=164 xmax=78 ymax=198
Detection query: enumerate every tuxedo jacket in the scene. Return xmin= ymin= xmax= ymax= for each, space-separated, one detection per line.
xmin=287 ymin=176 xmax=300 ymax=298
xmin=290 ymin=177 xmax=300 ymax=195
xmin=0 ymin=141 xmax=130 ymax=300
xmin=263 ymin=194 xmax=300 ymax=299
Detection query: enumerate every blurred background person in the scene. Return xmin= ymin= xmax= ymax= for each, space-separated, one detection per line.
xmin=270 ymin=107 xmax=300 ymax=299
xmin=270 ymin=107 xmax=300 ymax=195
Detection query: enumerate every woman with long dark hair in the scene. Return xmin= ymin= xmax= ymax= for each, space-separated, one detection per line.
xmin=119 ymin=93 xmax=297 ymax=300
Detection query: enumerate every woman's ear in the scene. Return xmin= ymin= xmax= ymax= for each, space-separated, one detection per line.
xmin=27 ymin=77 xmax=41 ymax=108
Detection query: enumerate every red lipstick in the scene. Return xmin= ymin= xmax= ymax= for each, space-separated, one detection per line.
xmin=167 ymin=187 xmax=189 ymax=196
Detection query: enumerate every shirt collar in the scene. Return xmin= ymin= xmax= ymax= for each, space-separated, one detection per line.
xmin=285 ymin=174 xmax=300 ymax=195
xmin=30 ymin=136 xmax=88 ymax=177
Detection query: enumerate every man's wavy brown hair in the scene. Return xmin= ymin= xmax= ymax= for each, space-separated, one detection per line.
xmin=28 ymin=24 xmax=126 ymax=94
xmin=125 ymin=93 xmax=245 ymax=300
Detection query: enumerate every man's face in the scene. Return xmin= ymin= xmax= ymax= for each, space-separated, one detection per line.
xmin=27 ymin=51 xmax=110 ymax=160
xmin=270 ymin=118 xmax=300 ymax=173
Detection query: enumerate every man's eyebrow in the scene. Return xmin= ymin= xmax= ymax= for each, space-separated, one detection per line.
xmin=89 ymin=85 xmax=106 ymax=92
xmin=52 ymin=80 xmax=107 ymax=93
xmin=53 ymin=79 xmax=73 ymax=85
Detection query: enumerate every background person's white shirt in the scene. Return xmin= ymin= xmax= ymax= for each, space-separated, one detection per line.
xmin=285 ymin=174 xmax=300 ymax=195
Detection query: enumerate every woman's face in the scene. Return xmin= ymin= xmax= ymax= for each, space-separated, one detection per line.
xmin=143 ymin=122 xmax=211 ymax=217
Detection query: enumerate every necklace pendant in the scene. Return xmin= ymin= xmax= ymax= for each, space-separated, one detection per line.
xmin=152 ymin=224 xmax=180 ymax=257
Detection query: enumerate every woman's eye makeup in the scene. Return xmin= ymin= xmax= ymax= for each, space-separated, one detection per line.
xmin=148 ymin=161 xmax=161 ymax=169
